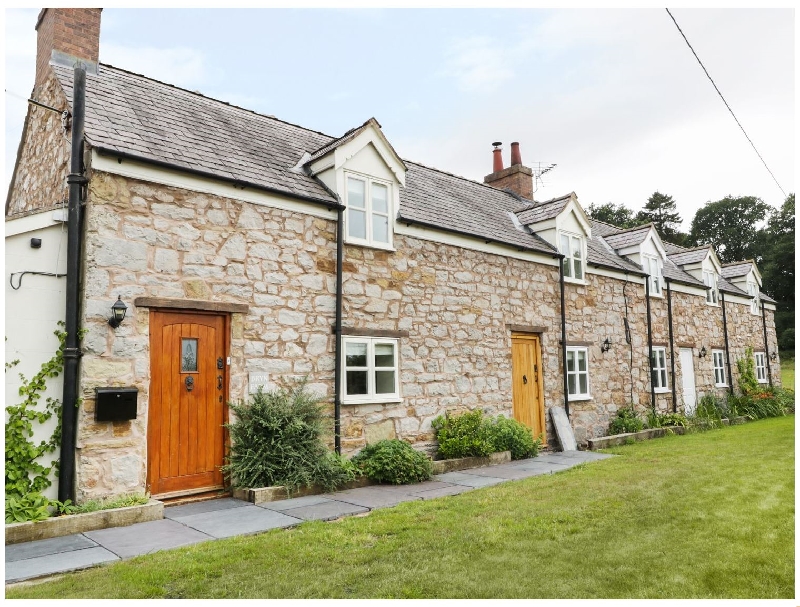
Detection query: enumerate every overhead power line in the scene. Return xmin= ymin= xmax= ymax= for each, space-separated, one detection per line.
xmin=665 ymin=8 xmax=787 ymax=198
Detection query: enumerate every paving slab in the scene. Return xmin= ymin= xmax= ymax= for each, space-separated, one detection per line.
xmin=84 ymin=518 xmax=211 ymax=559
xmin=464 ymin=465 xmax=543 ymax=480
xmin=258 ymin=494 xmax=333 ymax=512
xmin=411 ymin=484 xmax=471 ymax=499
xmin=172 ymin=504 xmax=302 ymax=539
xmin=277 ymin=500 xmax=369 ymax=521
xmin=433 ymin=472 xmax=508 ymax=488
xmin=326 ymin=487 xmax=422 ymax=509
xmin=164 ymin=497 xmax=249 ymax=520
xmin=6 ymin=533 xmax=97 ymax=563
xmin=6 ymin=546 xmax=119 ymax=583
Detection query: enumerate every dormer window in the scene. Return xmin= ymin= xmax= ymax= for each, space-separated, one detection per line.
xmin=560 ymin=232 xmax=584 ymax=281
xmin=642 ymin=255 xmax=662 ymax=295
xmin=346 ymin=174 xmax=392 ymax=248
xmin=703 ymin=271 xmax=719 ymax=305
xmin=747 ymin=281 xmax=760 ymax=315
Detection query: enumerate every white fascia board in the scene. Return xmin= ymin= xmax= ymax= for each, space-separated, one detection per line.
xmin=666 ymin=280 xmax=708 ymax=298
xmin=615 ymin=244 xmax=641 ymax=257
xmin=5 ymin=209 xmax=68 ymax=237
xmin=307 ymin=157 xmax=334 ymax=175
xmin=643 ymin=229 xmax=667 ymax=260
xmin=394 ymin=222 xmax=559 ymax=267
xmin=586 ymin=265 xmax=645 ymax=283
xmin=90 ymin=151 xmax=337 ymax=221
xmin=335 ymin=126 xmax=406 ymax=186
xmin=529 ymin=217 xmax=557 ymax=232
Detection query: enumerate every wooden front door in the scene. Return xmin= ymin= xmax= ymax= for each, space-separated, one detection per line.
xmin=148 ymin=310 xmax=227 ymax=498
xmin=511 ymin=333 xmax=547 ymax=444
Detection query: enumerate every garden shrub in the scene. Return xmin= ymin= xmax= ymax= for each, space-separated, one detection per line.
xmin=735 ymin=387 xmax=792 ymax=420
xmin=351 ymin=439 xmax=432 ymax=485
xmin=646 ymin=410 xmax=688 ymax=428
xmin=222 ymin=383 xmax=354 ymax=493
xmin=609 ymin=406 xmax=643 ymax=435
xmin=487 ymin=415 xmax=542 ymax=460
xmin=431 ymin=410 xmax=495 ymax=459
xmin=736 ymin=347 xmax=759 ymax=396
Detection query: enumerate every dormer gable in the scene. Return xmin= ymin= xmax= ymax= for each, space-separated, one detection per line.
xmin=306 ymin=118 xmax=405 ymax=250
xmin=721 ymin=260 xmax=762 ymax=291
xmin=668 ymin=245 xmax=723 ymax=304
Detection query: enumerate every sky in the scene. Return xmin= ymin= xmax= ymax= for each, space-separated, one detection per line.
xmin=3 ymin=7 xmax=795 ymax=230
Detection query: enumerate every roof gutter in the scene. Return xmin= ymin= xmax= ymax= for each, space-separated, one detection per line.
xmin=93 ymin=146 xmax=344 ymax=211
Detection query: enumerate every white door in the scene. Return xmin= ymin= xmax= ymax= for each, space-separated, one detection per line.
xmin=679 ymin=348 xmax=697 ymax=415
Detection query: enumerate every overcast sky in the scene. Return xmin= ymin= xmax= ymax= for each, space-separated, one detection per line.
xmin=4 ymin=7 xmax=795 ymax=229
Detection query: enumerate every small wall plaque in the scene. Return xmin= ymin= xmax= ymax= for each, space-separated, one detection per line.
xmin=248 ymin=372 xmax=271 ymax=394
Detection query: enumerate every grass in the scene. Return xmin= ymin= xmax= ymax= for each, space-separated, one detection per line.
xmin=780 ymin=357 xmax=794 ymax=390
xmin=7 ymin=417 xmax=794 ymax=599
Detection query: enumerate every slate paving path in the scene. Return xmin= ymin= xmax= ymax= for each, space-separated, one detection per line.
xmin=5 ymin=450 xmax=613 ymax=584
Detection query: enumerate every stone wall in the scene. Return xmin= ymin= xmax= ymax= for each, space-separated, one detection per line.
xmin=6 ymin=70 xmax=70 ymax=218
xmin=71 ymin=168 xmax=781 ymax=499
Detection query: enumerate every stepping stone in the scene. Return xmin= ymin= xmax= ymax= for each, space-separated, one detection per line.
xmin=274 ymin=500 xmax=369 ymax=521
xmin=84 ymin=518 xmax=211 ymax=559
xmin=164 ymin=497 xmax=249 ymax=520
xmin=5 ymin=546 xmax=118 ymax=583
xmin=171 ymin=504 xmax=302 ymax=539
xmin=6 ymin=533 xmax=97 ymax=563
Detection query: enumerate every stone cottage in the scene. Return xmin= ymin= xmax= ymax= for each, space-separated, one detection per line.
xmin=5 ymin=9 xmax=779 ymax=503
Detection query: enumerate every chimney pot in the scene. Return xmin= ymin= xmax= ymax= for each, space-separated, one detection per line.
xmin=510 ymin=142 xmax=522 ymax=166
xmin=492 ymin=143 xmax=504 ymax=173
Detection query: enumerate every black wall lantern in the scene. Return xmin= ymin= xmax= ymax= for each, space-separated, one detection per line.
xmin=601 ymin=337 xmax=611 ymax=353
xmin=698 ymin=346 xmax=707 ymax=358
xmin=770 ymin=351 xmax=778 ymax=362
xmin=108 ymin=296 xmax=128 ymax=328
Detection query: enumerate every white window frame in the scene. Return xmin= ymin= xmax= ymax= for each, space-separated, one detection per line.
xmin=712 ymin=349 xmax=727 ymax=387
xmin=747 ymin=281 xmax=760 ymax=315
xmin=651 ymin=347 xmax=669 ymax=392
xmin=344 ymin=172 xmax=393 ymax=249
xmin=642 ymin=254 xmax=662 ymax=296
xmin=703 ymin=271 xmax=719 ymax=305
xmin=754 ymin=351 xmax=768 ymax=384
xmin=565 ymin=346 xmax=591 ymax=400
xmin=559 ymin=231 xmax=585 ymax=282
xmin=342 ymin=336 xmax=400 ymax=404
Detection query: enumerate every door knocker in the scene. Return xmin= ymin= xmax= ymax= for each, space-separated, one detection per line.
xmin=185 ymin=376 xmax=194 ymax=391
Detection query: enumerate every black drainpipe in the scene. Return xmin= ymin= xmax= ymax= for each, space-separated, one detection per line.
xmin=333 ymin=205 xmax=344 ymax=454
xmin=721 ymin=291 xmax=733 ymax=394
xmin=645 ymin=277 xmax=655 ymax=412
xmin=58 ymin=64 xmax=87 ymax=504
xmin=558 ymin=257 xmax=569 ymax=417
xmin=761 ymin=300 xmax=772 ymax=386
xmin=666 ymin=279 xmax=677 ymax=412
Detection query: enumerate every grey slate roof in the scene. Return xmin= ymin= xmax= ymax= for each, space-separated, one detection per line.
xmin=667 ymin=246 xmax=710 ymax=266
xmin=53 ymin=63 xmax=340 ymax=205
xmin=590 ymin=220 xmax=623 ymax=238
xmin=721 ymin=262 xmax=754 ymax=279
xmin=662 ymin=242 xmax=687 ymax=255
xmin=586 ymin=235 xmax=644 ymax=274
xmin=663 ymin=258 xmax=705 ymax=288
xmin=718 ymin=275 xmax=748 ymax=297
xmin=602 ymin=224 xmax=653 ymax=250
xmin=514 ymin=194 xmax=572 ymax=225
xmin=398 ymin=162 xmax=558 ymax=255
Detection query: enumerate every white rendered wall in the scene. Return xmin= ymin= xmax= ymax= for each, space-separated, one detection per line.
xmin=5 ymin=216 xmax=68 ymax=501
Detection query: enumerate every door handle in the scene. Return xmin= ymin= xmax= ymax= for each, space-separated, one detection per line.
xmin=218 ymin=375 xmax=223 ymax=390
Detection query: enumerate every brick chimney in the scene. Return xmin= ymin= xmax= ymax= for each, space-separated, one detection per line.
xmin=484 ymin=141 xmax=534 ymax=201
xmin=35 ymin=8 xmax=102 ymax=94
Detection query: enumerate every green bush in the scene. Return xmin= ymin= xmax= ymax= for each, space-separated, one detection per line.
xmin=351 ymin=439 xmax=432 ymax=485
xmin=609 ymin=406 xmax=644 ymax=435
xmin=735 ymin=387 xmax=793 ymax=420
xmin=431 ymin=410 xmax=495 ymax=459
xmin=487 ymin=415 xmax=542 ymax=460
xmin=646 ymin=411 xmax=688 ymax=428
xmin=736 ymin=347 xmax=759 ymax=396
xmin=222 ymin=383 xmax=353 ymax=493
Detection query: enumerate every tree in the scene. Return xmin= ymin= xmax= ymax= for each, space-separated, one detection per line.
xmin=760 ymin=193 xmax=794 ymax=353
xmin=636 ymin=191 xmax=687 ymax=246
xmin=586 ymin=202 xmax=643 ymax=229
xmin=689 ymin=195 xmax=772 ymax=265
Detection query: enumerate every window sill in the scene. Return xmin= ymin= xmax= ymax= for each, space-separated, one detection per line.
xmin=563 ymin=278 xmax=587 ymax=286
xmin=757 ymin=380 xmax=769 ymax=384
xmin=567 ymin=394 xmax=592 ymax=402
xmin=344 ymin=239 xmax=396 ymax=253
xmin=654 ymin=388 xmax=670 ymax=394
xmin=342 ymin=396 xmax=402 ymax=406
xmin=714 ymin=384 xmax=728 ymax=388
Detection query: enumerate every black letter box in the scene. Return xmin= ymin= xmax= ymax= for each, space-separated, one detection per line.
xmin=95 ymin=387 xmax=138 ymax=422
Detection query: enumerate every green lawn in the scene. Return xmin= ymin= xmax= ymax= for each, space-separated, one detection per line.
xmin=7 ymin=417 xmax=794 ymax=599
xmin=781 ymin=357 xmax=794 ymax=390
